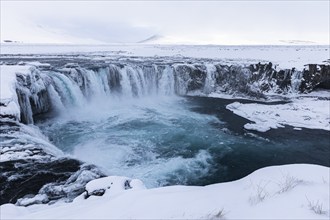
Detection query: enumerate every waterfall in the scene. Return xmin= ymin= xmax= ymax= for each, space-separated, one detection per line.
xmin=41 ymin=64 xmax=178 ymax=115
xmin=291 ymin=70 xmax=303 ymax=93
xmin=16 ymin=87 xmax=34 ymax=124
xmin=107 ymin=65 xmax=122 ymax=94
xmin=173 ymin=64 xmax=190 ymax=95
xmin=10 ymin=61 xmax=315 ymax=125
xmin=2 ymin=58 xmax=328 ymax=207
xmin=159 ymin=65 xmax=175 ymax=96
xmin=204 ymin=64 xmax=216 ymax=94
xmin=119 ymin=66 xmax=135 ymax=97
xmin=47 ymin=84 xmax=66 ymax=113
xmin=50 ymin=72 xmax=85 ymax=108
xmin=98 ymin=68 xmax=112 ymax=96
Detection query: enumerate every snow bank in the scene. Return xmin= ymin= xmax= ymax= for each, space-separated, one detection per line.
xmin=1 ymin=164 xmax=328 ymax=219
xmin=0 ymin=63 xmax=52 ymax=124
xmin=227 ymin=98 xmax=330 ymax=132
xmin=83 ymin=176 xmax=146 ymax=199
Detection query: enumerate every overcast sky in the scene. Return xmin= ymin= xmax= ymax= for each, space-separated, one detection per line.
xmin=1 ymin=1 xmax=329 ymax=44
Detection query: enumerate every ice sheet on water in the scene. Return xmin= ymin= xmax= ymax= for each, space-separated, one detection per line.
xmin=226 ymin=97 xmax=330 ymax=132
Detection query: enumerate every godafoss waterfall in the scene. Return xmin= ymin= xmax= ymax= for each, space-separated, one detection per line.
xmin=1 ymin=53 xmax=329 ymax=209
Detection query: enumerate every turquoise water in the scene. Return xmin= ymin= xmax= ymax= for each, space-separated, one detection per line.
xmin=37 ymin=96 xmax=330 ymax=188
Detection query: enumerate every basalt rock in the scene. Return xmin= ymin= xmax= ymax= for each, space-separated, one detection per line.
xmin=174 ymin=64 xmax=207 ymax=93
xmin=300 ymin=64 xmax=330 ymax=92
xmin=0 ymin=158 xmax=81 ymax=205
xmin=15 ymin=69 xmax=51 ymax=124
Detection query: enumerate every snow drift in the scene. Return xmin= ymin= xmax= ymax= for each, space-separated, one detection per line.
xmin=1 ymin=164 xmax=329 ymax=219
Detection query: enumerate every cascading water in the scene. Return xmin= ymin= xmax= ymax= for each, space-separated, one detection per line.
xmin=51 ymin=71 xmax=86 ymax=107
xmin=33 ymin=63 xmax=219 ymax=187
xmin=14 ymin=61 xmax=322 ymax=188
xmin=2 ymin=59 xmax=329 ymax=205
xmin=15 ymin=60 xmax=317 ymax=123
xmin=46 ymin=84 xmax=66 ymax=113
xmin=204 ymin=64 xmax=217 ymax=94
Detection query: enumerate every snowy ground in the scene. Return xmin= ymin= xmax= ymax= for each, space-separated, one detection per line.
xmin=226 ymin=96 xmax=330 ymax=132
xmin=1 ymin=164 xmax=329 ymax=220
xmin=1 ymin=44 xmax=329 ymax=70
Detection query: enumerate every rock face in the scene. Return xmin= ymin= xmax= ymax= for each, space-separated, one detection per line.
xmin=0 ymin=158 xmax=81 ymax=205
xmin=300 ymin=64 xmax=330 ymax=91
xmin=15 ymin=68 xmax=51 ymax=124
xmin=16 ymin=164 xmax=106 ymax=206
xmin=174 ymin=64 xmax=207 ymax=92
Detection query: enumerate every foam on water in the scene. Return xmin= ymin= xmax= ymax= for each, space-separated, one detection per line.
xmin=6 ymin=60 xmax=328 ymax=190
xmin=38 ymin=96 xmax=227 ymax=187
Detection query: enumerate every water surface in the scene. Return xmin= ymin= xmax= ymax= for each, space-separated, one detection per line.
xmin=37 ymin=96 xmax=330 ymax=187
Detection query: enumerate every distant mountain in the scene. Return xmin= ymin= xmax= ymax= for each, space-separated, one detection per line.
xmin=137 ymin=35 xmax=198 ymax=44
xmin=279 ymin=40 xmax=316 ymax=44
xmin=2 ymin=40 xmax=22 ymax=43
xmin=137 ymin=35 xmax=164 ymax=44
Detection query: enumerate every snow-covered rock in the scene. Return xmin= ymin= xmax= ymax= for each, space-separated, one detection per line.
xmin=0 ymin=64 xmax=52 ymax=124
xmin=83 ymin=176 xmax=146 ymax=199
xmin=0 ymin=65 xmax=31 ymax=121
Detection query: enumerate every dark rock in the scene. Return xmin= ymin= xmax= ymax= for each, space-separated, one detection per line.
xmin=300 ymin=64 xmax=330 ymax=92
xmin=174 ymin=64 xmax=207 ymax=94
xmin=0 ymin=158 xmax=81 ymax=205
xmin=84 ymin=189 xmax=105 ymax=199
xmin=124 ymin=179 xmax=132 ymax=190
xmin=15 ymin=69 xmax=51 ymax=124
xmin=274 ymin=69 xmax=292 ymax=91
xmin=29 ymin=89 xmax=51 ymax=115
